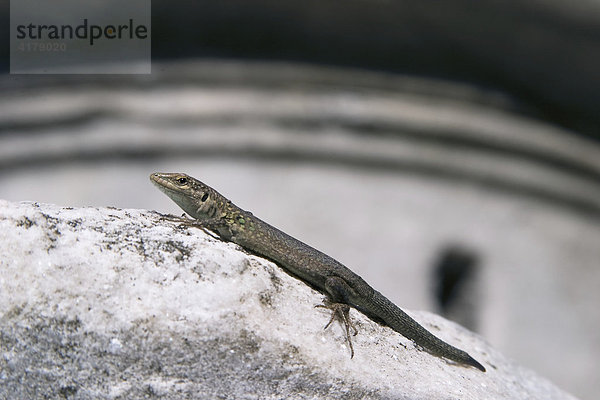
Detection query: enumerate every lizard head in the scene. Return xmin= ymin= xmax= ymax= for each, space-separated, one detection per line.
xmin=150 ymin=172 xmax=226 ymax=220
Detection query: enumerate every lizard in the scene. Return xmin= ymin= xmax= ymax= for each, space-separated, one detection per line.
xmin=150 ymin=172 xmax=486 ymax=372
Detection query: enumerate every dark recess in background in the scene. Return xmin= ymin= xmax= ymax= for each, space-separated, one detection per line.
xmin=2 ymin=0 xmax=600 ymax=140
xmin=433 ymin=246 xmax=480 ymax=331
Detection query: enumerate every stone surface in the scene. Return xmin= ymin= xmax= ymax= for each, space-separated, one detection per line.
xmin=0 ymin=200 xmax=578 ymax=400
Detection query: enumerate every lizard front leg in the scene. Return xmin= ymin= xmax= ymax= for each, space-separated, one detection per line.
xmin=160 ymin=214 xmax=232 ymax=240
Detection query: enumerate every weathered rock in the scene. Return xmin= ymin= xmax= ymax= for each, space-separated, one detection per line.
xmin=0 ymin=200 xmax=578 ymax=399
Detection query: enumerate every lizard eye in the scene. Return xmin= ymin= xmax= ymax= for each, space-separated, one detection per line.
xmin=201 ymin=192 xmax=209 ymax=202
xmin=177 ymin=177 xmax=188 ymax=185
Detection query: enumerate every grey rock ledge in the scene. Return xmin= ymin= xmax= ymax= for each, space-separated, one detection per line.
xmin=0 ymin=200 xmax=578 ymax=400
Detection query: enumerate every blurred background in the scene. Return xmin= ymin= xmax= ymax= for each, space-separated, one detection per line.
xmin=1 ymin=1 xmax=599 ymax=398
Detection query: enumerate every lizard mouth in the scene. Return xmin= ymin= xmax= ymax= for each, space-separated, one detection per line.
xmin=150 ymin=173 xmax=179 ymax=192
xmin=150 ymin=174 xmax=182 ymax=199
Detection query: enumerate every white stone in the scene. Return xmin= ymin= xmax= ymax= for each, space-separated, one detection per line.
xmin=0 ymin=200 xmax=578 ymax=399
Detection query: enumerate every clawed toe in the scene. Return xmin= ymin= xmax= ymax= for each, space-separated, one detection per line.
xmin=159 ymin=213 xmax=191 ymax=224
xmin=159 ymin=213 xmax=206 ymax=230
xmin=315 ymin=301 xmax=358 ymax=358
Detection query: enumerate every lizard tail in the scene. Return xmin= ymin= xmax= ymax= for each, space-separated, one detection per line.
xmin=365 ymin=291 xmax=486 ymax=372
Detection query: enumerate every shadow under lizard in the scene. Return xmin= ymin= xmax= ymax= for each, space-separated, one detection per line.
xmin=150 ymin=172 xmax=485 ymax=372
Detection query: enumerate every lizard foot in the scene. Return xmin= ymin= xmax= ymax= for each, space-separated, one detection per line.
xmin=315 ymin=301 xmax=358 ymax=358
xmin=159 ymin=213 xmax=194 ymax=224
xmin=159 ymin=213 xmax=220 ymax=238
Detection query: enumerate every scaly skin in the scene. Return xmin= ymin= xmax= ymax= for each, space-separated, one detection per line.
xmin=150 ymin=172 xmax=485 ymax=372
